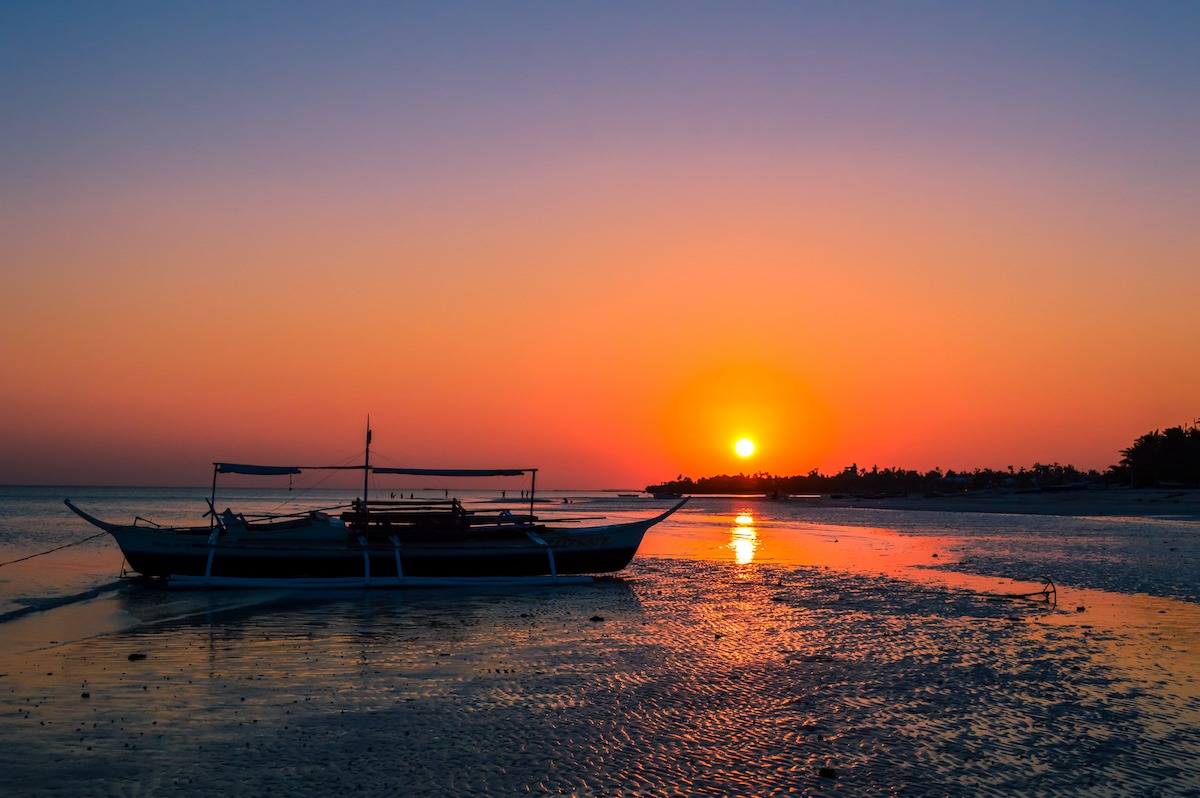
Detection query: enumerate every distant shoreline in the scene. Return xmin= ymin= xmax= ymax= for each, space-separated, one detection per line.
xmin=669 ymin=488 xmax=1200 ymax=520
xmin=7 ymin=484 xmax=1200 ymax=521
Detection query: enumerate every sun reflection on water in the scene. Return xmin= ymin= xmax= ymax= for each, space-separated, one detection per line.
xmin=728 ymin=512 xmax=758 ymax=564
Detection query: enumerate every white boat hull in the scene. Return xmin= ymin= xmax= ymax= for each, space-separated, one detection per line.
xmin=65 ymin=499 xmax=686 ymax=585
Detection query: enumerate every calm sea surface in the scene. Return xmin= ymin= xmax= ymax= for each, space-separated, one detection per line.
xmin=4 ymin=485 xmax=1197 ymax=618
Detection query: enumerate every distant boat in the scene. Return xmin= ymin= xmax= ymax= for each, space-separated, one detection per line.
xmin=648 ymin=491 xmax=683 ymax=500
xmin=617 ymin=493 xmax=642 ymax=498
xmin=65 ymin=427 xmax=686 ymax=588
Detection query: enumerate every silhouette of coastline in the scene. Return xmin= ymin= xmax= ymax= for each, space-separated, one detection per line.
xmin=648 ymin=421 xmax=1200 ymax=501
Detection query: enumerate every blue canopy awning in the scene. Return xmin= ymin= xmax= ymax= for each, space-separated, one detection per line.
xmin=371 ymin=467 xmax=531 ymax=477
xmin=213 ymin=464 xmax=532 ymax=478
xmin=215 ymin=463 xmax=303 ymax=476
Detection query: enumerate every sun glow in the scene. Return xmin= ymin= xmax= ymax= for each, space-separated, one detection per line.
xmin=735 ymin=438 xmax=755 ymax=457
xmin=658 ymin=364 xmax=834 ymax=479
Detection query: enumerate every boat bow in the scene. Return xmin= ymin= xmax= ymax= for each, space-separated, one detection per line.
xmin=63 ymin=498 xmax=123 ymax=532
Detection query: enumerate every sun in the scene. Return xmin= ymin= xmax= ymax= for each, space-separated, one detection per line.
xmin=734 ymin=438 xmax=755 ymax=457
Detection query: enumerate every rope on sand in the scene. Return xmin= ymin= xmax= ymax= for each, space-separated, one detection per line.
xmin=916 ymin=576 xmax=1058 ymax=610
xmin=986 ymin=577 xmax=1057 ymax=608
xmin=0 ymin=531 xmax=110 ymax=568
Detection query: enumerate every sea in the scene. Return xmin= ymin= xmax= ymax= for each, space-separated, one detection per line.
xmin=2 ymin=486 xmax=1199 ymax=796
xmin=4 ymin=485 xmax=1197 ymax=617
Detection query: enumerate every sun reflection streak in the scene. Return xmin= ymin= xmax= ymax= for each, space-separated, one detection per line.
xmin=728 ymin=512 xmax=758 ymax=565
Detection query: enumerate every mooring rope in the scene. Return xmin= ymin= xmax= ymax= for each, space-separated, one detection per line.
xmin=0 ymin=531 xmax=110 ymax=568
xmin=995 ymin=577 xmax=1057 ymax=607
xmin=969 ymin=577 xmax=1057 ymax=608
xmin=910 ymin=576 xmax=1058 ymax=610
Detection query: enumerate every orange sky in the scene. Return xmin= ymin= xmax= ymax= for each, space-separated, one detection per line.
xmin=3 ymin=4 xmax=1198 ymax=487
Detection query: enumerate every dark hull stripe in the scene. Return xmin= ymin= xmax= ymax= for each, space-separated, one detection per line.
xmin=124 ymin=547 xmax=639 ymax=579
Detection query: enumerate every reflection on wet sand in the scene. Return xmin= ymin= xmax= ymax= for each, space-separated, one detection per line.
xmin=3 ymin=559 xmax=1197 ymax=797
xmin=643 ymin=503 xmax=949 ymax=580
xmin=728 ymin=512 xmax=758 ymax=565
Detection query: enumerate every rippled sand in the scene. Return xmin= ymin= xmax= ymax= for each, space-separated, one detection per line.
xmin=2 ymin=557 xmax=1198 ymax=797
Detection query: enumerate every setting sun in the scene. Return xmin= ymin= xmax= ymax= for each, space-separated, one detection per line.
xmin=735 ymin=438 xmax=755 ymax=457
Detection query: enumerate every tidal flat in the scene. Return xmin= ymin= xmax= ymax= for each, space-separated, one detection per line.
xmin=2 ymin=493 xmax=1198 ymax=796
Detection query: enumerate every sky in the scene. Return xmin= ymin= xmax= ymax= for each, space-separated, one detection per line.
xmin=2 ymin=1 xmax=1198 ymax=488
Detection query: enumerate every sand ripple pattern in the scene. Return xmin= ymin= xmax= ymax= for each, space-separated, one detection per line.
xmin=2 ymin=560 xmax=1198 ymax=797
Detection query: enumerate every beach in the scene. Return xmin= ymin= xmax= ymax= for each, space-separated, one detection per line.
xmin=812 ymin=487 xmax=1200 ymax=520
xmin=2 ymin=491 xmax=1199 ymax=796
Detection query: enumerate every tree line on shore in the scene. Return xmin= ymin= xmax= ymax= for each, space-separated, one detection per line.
xmin=645 ymin=421 xmax=1200 ymax=495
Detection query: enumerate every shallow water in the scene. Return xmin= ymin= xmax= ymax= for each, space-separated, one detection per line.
xmin=1 ymin=488 xmax=1198 ymax=796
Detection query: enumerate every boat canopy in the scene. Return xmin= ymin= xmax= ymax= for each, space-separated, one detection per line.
xmin=371 ymin=467 xmax=532 ymax=477
xmin=206 ymin=425 xmax=542 ymax=530
xmin=214 ymin=463 xmax=531 ymax=478
xmin=216 ymin=463 xmax=303 ymax=476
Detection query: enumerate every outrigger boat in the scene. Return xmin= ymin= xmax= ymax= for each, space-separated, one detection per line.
xmin=64 ymin=429 xmax=686 ymax=588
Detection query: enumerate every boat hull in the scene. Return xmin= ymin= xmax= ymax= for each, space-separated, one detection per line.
xmin=114 ymin=531 xmax=644 ymax=580
xmin=66 ymin=499 xmax=686 ymax=585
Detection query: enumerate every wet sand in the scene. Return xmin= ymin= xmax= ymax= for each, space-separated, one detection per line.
xmin=2 ymin=547 xmax=1198 ymax=796
xmin=812 ymin=487 xmax=1200 ymax=520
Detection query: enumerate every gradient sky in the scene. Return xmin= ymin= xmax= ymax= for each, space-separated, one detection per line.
xmin=3 ymin=2 xmax=1198 ymax=487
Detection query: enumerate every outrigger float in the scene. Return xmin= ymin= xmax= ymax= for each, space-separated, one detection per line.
xmin=65 ymin=427 xmax=686 ymax=588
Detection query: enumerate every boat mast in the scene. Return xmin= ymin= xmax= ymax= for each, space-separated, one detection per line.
xmin=209 ymin=464 xmax=219 ymax=529
xmin=362 ymin=416 xmax=372 ymax=510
